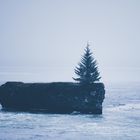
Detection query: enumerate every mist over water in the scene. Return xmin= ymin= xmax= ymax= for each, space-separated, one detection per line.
xmin=0 ymin=82 xmax=140 ymax=140
xmin=1 ymin=0 xmax=140 ymax=83
xmin=0 ymin=0 xmax=140 ymax=139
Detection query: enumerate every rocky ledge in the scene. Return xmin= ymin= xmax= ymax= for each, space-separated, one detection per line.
xmin=0 ymin=82 xmax=105 ymax=114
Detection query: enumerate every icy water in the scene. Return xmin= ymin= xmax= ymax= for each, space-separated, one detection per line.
xmin=0 ymin=83 xmax=140 ymax=140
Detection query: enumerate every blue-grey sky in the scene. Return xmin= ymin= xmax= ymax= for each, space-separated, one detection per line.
xmin=0 ymin=0 xmax=140 ymax=83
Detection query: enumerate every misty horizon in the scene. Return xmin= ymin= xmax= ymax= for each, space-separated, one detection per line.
xmin=1 ymin=0 xmax=140 ymax=84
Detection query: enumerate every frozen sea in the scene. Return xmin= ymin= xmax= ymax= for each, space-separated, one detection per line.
xmin=0 ymin=82 xmax=140 ymax=140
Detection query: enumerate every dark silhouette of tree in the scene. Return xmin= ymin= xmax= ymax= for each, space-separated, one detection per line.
xmin=73 ymin=43 xmax=101 ymax=85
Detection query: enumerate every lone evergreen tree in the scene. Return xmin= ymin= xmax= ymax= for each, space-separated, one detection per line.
xmin=73 ymin=43 xmax=101 ymax=85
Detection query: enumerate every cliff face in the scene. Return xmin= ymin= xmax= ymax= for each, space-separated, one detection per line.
xmin=0 ymin=82 xmax=105 ymax=114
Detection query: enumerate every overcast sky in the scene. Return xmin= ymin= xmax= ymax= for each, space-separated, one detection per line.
xmin=0 ymin=0 xmax=140 ymax=84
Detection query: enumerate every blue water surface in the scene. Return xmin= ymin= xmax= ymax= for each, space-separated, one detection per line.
xmin=0 ymin=83 xmax=140 ymax=140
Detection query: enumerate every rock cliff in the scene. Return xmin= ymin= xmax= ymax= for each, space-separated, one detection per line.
xmin=0 ymin=82 xmax=105 ymax=114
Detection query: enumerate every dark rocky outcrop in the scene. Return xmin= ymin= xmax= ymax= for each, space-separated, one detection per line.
xmin=0 ymin=82 xmax=105 ymax=114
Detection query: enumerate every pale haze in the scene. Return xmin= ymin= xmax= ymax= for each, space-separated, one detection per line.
xmin=0 ymin=0 xmax=140 ymax=84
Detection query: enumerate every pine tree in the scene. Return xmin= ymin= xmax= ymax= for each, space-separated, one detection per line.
xmin=73 ymin=43 xmax=101 ymax=85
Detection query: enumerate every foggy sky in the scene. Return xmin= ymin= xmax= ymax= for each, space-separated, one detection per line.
xmin=0 ymin=0 xmax=140 ymax=84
